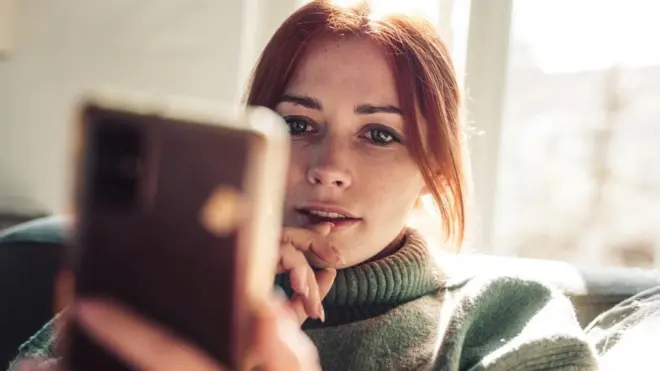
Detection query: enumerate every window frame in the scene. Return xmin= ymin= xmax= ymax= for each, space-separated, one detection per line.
xmin=460 ymin=0 xmax=514 ymax=254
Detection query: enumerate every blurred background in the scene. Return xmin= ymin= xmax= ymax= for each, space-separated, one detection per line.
xmin=1 ymin=0 xmax=659 ymax=268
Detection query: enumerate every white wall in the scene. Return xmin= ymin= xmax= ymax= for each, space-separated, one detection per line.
xmin=0 ymin=0 xmax=302 ymax=214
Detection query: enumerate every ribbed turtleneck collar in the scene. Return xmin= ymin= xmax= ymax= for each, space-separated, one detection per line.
xmin=323 ymin=228 xmax=441 ymax=306
xmin=277 ymin=228 xmax=444 ymax=328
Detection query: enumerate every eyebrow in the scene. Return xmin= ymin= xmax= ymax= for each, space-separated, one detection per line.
xmin=354 ymin=104 xmax=402 ymax=115
xmin=279 ymin=94 xmax=403 ymax=116
xmin=280 ymin=94 xmax=323 ymax=110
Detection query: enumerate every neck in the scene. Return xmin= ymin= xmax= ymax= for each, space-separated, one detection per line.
xmin=363 ymin=229 xmax=406 ymax=264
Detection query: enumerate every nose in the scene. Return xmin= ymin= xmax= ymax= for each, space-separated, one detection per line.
xmin=306 ymin=166 xmax=352 ymax=188
xmin=305 ymin=136 xmax=353 ymax=188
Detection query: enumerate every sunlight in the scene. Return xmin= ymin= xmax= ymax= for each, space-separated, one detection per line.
xmin=514 ymin=0 xmax=660 ymax=74
xmin=369 ymin=0 xmax=439 ymax=24
xmin=328 ymin=0 xmax=364 ymax=7
xmin=299 ymin=0 xmax=660 ymax=74
xmin=300 ymin=0 xmax=441 ymax=27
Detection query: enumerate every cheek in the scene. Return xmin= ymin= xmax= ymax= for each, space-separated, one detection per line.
xmin=371 ymin=171 xmax=423 ymax=204
xmin=356 ymin=153 xmax=423 ymax=211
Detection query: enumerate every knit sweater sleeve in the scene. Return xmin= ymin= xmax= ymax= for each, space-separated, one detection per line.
xmin=437 ymin=274 xmax=599 ymax=371
xmin=6 ymin=316 xmax=58 ymax=371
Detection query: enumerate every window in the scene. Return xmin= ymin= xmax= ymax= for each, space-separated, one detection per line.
xmin=492 ymin=0 xmax=660 ymax=267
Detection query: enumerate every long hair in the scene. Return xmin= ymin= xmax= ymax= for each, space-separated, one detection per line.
xmin=245 ymin=1 xmax=466 ymax=247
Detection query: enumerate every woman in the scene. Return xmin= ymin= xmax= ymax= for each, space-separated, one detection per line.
xmin=11 ymin=1 xmax=599 ymax=370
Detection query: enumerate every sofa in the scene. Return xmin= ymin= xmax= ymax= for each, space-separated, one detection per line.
xmin=1 ymin=216 xmax=660 ymax=366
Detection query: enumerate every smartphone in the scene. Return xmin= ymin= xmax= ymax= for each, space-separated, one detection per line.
xmin=61 ymin=90 xmax=290 ymax=371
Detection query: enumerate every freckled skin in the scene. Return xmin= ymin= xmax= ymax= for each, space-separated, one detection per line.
xmin=277 ymin=38 xmax=426 ymax=267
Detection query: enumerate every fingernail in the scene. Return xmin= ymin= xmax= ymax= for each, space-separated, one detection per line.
xmin=296 ymin=275 xmax=310 ymax=297
xmin=318 ymin=303 xmax=326 ymax=322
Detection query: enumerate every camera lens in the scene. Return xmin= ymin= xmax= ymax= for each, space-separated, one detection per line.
xmin=89 ymin=116 xmax=144 ymax=211
xmin=116 ymin=156 xmax=142 ymax=178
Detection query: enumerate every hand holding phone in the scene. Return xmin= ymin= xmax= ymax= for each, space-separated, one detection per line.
xmin=63 ymin=90 xmax=290 ymax=371
xmin=16 ymin=294 xmax=321 ymax=371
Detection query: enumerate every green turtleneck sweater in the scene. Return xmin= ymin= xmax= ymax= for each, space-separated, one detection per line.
xmin=8 ymin=229 xmax=598 ymax=370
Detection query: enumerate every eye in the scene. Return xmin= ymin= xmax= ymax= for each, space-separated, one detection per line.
xmin=284 ymin=116 xmax=315 ymax=136
xmin=363 ymin=126 xmax=401 ymax=146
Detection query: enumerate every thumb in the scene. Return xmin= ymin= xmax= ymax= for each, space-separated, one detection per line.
xmin=290 ymin=268 xmax=337 ymax=325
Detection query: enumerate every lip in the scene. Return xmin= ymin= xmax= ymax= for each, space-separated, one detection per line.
xmin=294 ymin=202 xmax=362 ymax=231
xmin=296 ymin=203 xmax=360 ymax=219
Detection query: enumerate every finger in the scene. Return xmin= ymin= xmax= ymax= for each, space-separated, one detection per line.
xmin=255 ymin=297 xmax=321 ymax=371
xmin=289 ymin=268 xmax=337 ymax=325
xmin=75 ymin=299 xmax=225 ymax=371
xmin=311 ymin=222 xmax=332 ymax=237
xmin=315 ymin=268 xmax=337 ymax=298
xmin=36 ymin=359 xmax=59 ymax=371
xmin=280 ymin=245 xmax=321 ymax=320
xmin=279 ymin=244 xmax=309 ymax=297
xmin=13 ymin=356 xmax=60 ymax=370
xmin=281 ymin=227 xmax=343 ymax=266
xmin=13 ymin=359 xmax=41 ymax=371
xmin=302 ymin=265 xmax=322 ymax=320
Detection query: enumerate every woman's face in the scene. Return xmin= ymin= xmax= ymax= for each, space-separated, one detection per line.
xmin=276 ymin=37 xmax=426 ymax=267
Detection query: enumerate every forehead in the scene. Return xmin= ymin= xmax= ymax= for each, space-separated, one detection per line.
xmin=286 ymin=37 xmax=399 ymax=104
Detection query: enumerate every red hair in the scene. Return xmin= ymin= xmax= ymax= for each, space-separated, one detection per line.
xmin=245 ymin=1 xmax=465 ymax=247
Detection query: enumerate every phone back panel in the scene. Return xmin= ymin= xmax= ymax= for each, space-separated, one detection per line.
xmin=64 ymin=97 xmax=287 ymax=371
